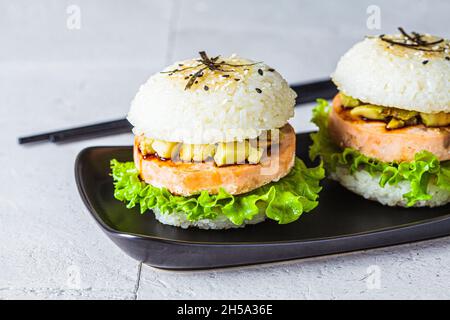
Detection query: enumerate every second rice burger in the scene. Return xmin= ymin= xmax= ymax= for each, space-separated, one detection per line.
xmin=111 ymin=52 xmax=324 ymax=229
xmin=310 ymin=29 xmax=450 ymax=207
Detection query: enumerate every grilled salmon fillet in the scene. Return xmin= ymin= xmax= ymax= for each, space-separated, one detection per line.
xmin=134 ymin=124 xmax=296 ymax=196
xmin=329 ymin=94 xmax=450 ymax=162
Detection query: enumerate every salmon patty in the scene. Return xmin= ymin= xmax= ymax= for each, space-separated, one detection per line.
xmin=134 ymin=124 xmax=296 ymax=196
xmin=329 ymin=94 xmax=450 ymax=162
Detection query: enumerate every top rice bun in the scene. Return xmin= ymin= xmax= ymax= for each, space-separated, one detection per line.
xmin=127 ymin=54 xmax=297 ymax=144
xmin=332 ymin=34 xmax=450 ymax=114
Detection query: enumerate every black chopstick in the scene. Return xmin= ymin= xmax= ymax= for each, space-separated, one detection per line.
xmin=18 ymin=119 xmax=131 ymax=145
xmin=48 ymin=119 xmax=131 ymax=143
xmin=18 ymin=79 xmax=337 ymax=145
xmin=293 ymin=79 xmax=337 ymax=105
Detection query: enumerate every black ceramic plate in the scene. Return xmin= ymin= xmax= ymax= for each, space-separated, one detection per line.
xmin=75 ymin=133 xmax=450 ymax=270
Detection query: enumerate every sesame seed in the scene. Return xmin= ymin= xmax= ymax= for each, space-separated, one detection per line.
xmin=204 ymin=85 xmax=209 ymax=91
xmin=255 ymin=88 xmax=262 ymax=93
xmin=268 ymin=68 xmax=275 ymax=72
xmin=257 ymin=69 xmax=263 ymax=76
xmin=234 ymin=78 xmax=240 ymax=81
xmin=422 ymin=60 xmax=429 ymax=65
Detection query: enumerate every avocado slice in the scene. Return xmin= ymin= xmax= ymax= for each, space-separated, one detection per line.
xmin=350 ymin=105 xmax=386 ymax=120
xmin=247 ymin=146 xmax=263 ymax=164
xmin=340 ymin=93 xmax=360 ymax=107
xmin=180 ymin=144 xmax=216 ymax=162
xmin=139 ymin=137 xmax=155 ymax=155
xmin=420 ymin=112 xmax=450 ymax=127
xmin=152 ymin=140 xmax=179 ymax=159
xmin=387 ymin=108 xmax=418 ymax=121
xmin=193 ymin=144 xmax=216 ymax=162
xmin=386 ymin=118 xmax=405 ymax=130
xmin=214 ymin=141 xmax=248 ymax=166
xmin=179 ymin=143 xmax=194 ymax=162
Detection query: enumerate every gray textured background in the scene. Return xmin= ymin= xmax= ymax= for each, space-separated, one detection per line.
xmin=1 ymin=0 xmax=449 ymax=299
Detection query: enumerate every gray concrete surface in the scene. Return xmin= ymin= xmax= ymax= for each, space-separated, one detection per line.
xmin=1 ymin=0 xmax=449 ymax=299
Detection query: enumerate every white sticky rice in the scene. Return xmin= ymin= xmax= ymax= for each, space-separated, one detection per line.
xmin=127 ymin=54 xmax=296 ymax=144
xmin=331 ymin=166 xmax=450 ymax=207
xmin=153 ymin=208 xmax=266 ymax=230
xmin=332 ymin=35 xmax=450 ymax=113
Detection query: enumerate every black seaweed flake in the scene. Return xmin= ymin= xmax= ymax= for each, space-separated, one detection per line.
xmin=445 ymin=57 xmax=450 ymax=61
xmin=161 ymin=51 xmax=262 ymax=90
xmin=379 ymin=27 xmax=445 ymax=53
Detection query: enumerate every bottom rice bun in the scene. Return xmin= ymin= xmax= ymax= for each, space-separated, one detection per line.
xmin=153 ymin=207 xmax=267 ymax=230
xmin=310 ymin=29 xmax=450 ymax=207
xmin=111 ymin=52 xmax=324 ymax=229
xmin=330 ymin=167 xmax=450 ymax=208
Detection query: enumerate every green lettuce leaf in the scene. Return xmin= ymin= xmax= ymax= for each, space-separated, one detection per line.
xmin=110 ymin=158 xmax=325 ymax=225
xmin=309 ymin=99 xmax=450 ymax=206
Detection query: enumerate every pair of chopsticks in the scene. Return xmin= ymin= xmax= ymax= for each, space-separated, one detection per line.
xmin=18 ymin=79 xmax=337 ymax=145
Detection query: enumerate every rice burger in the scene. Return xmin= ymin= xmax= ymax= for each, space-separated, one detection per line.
xmin=310 ymin=29 xmax=450 ymax=207
xmin=111 ymin=52 xmax=324 ymax=229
